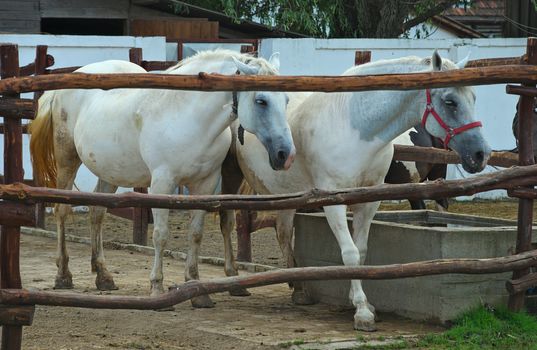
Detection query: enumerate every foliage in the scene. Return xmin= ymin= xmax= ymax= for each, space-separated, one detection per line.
xmin=174 ymin=0 xmax=472 ymax=38
xmin=416 ymin=305 xmax=537 ymax=350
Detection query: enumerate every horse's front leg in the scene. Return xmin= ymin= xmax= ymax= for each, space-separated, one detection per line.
xmin=323 ymin=205 xmax=375 ymax=331
xmin=90 ymin=178 xmax=118 ymax=291
xmin=185 ymin=172 xmax=221 ymax=308
xmin=350 ymin=202 xmax=381 ymax=318
xmin=148 ymin=173 xmax=176 ymax=297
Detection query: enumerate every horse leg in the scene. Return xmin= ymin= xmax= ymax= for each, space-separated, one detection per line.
xmin=185 ymin=173 xmax=220 ymax=308
xmin=275 ymin=209 xmax=314 ymax=305
xmin=219 ymin=210 xmax=250 ymax=296
xmin=90 ymin=178 xmax=118 ymax=291
xmin=323 ymin=205 xmax=375 ymax=331
xmin=219 ymin=152 xmax=250 ymax=296
xmin=53 ymin=162 xmax=81 ymax=289
xmin=148 ymin=173 xmax=176 ymax=297
xmin=350 ymin=202 xmax=381 ymax=319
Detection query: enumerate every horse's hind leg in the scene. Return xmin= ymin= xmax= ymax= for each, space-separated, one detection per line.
xmin=54 ymin=160 xmax=81 ymax=289
xmin=219 ymin=152 xmax=250 ymax=296
xmin=90 ymin=178 xmax=118 ymax=290
xmin=185 ymin=172 xmax=220 ymax=308
xmin=219 ymin=210 xmax=250 ymax=296
xmin=276 ymin=209 xmax=315 ymax=305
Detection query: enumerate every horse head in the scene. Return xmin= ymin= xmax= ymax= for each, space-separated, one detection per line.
xmin=421 ymin=51 xmax=491 ymax=173
xmin=232 ymin=53 xmax=295 ymax=170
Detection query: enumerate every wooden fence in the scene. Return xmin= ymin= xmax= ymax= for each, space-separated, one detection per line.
xmin=0 ymin=38 xmax=536 ymax=349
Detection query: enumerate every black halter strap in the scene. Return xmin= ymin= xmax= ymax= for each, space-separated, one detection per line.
xmin=231 ymin=70 xmax=245 ymax=145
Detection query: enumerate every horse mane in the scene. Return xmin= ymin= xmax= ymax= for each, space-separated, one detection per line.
xmin=343 ymin=55 xmax=458 ymax=76
xmin=166 ymin=49 xmax=279 ymax=75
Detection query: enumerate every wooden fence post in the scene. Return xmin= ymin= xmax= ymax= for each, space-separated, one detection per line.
xmin=240 ymin=45 xmax=255 ymax=56
xmin=129 ymin=48 xmax=143 ymax=67
xmin=236 ymin=210 xmax=253 ymax=262
xmin=128 ymin=48 xmax=150 ymax=246
xmin=355 ymin=51 xmax=371 ymax=66
xmin=0 ymin=43 xmax=32 ymax=350
xmin=508 ymin=37 xmax=537 ymax=311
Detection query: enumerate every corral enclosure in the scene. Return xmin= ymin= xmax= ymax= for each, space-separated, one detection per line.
xmin=1 ymin=34 xmax=537 ymax=349
xmin=0 ymin=34 xmax=527 ymax=198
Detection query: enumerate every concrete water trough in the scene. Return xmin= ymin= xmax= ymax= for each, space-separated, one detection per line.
xmin=294 ymin=210 xmax=535 ymax=323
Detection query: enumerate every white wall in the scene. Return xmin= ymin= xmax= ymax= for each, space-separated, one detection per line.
xmin=259 ymin=38 xmax=527 ymax=199
xmin=0 ymin=34 xmax=167 ymax=194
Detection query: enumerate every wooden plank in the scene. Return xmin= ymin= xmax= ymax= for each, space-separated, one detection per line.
xmin=0 ymin=306 xmax=34 ymax=326
xmin=0 ymin=43 xmax=24 ymax=350
xmin=40 ymin=0 xmax=129 ymax=18
xmin=7 ymin=65 xmax=537 ymax=95
xmin=0 ymin=97 xmax=35 ymax=120
xmin=0 ymin=203 xmax=35 ymax=227
xmin=2 ymin=164 xmax=536 ymax=213
xmin=355 ymin=51 xmax=372 ymax=66
xmin=2 ymin=249 xmax=537 ymax=310
xmin=506 ymin=272 xmax=537 ymax=294
xmin=509 ymin=37 xmax=537 ymax=312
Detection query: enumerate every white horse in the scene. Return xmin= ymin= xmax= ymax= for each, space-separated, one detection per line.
xmin=220 ymin=51 xmax=491 ymax=330
xmin=30 ymin=50 xmax=295 ymax=308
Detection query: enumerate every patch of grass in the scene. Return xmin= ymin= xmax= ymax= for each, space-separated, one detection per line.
xmin=278 ymin=339 xmax=305 ymax=348
xmin=416 ymin=305 xmax=537 ymax=350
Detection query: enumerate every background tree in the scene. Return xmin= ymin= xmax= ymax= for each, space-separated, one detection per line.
xmin=175 ymin=0 xmax=470 ymax=38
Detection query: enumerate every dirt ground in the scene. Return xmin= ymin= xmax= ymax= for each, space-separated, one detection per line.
xmin=13 ymin=199 xmax=524 ymax=349
xmin=43 ymin=199 xmax=528 ymax=270
xmin=16 ymin=235 xmax=442 ymax=349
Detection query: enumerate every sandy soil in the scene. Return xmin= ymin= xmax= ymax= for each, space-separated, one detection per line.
xmin=12 ymin=199 xmax=521 ymax=349
xmin=16 ymin=235 xmax=442 ymax=349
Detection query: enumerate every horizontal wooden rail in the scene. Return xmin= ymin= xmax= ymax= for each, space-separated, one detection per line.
xmin=393 ymin=145 xmax=518 ymax=167
xmin=0 ymin=124 xmax=29 ymax=134
xmin=1 ymin=249 xmax=536 ymax=309
xmin=45 ymin=66 xmax=79 ymax=74
xmin=506 ymin=272 xmax=537 ymax=294
xmin=506 ymin=84 xmax=537 ymax=97
xmin=0 ymin=97 xmax=35 ymax=119
xmin=1 ymin=165 xmax=537 ymax=211
xmin=466 ymin=55 xmax=526 ymax=68
xmin=19 ymin=54 xmax=54 ymax=77
xmin=2 ymin=65 xmax=537 ymax=94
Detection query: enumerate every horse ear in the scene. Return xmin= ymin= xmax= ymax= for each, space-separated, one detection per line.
xmin=232 ymin=56 xmax=259 ymax=75
xmin=456 ymin=52 xmax=471 ymax=69
xmin=432 ymin=50 xmax=442 ymax=71
xmin=268 ymin=52 xmax=280 ymax=71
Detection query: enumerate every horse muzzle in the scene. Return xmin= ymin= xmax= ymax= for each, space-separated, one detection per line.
xmin=269 ymin=145 xmax=296 ymax=171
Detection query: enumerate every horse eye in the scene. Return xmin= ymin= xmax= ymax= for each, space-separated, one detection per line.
xmin=255 ymin=99 xmax=267 ymax=106
xmin=445 ymin=99 xmax=457 ymax=107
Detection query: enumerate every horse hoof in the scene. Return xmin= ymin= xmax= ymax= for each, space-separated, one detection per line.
xmin=229 ymin=287 xmax=251 ymax=297
xmin=354 ymin=321 xmax=377 ymax=332
xmin=292 ymin=290 xmax=316 ymax=305
xmin=191 ymin=295 xmax=215 ymax=308
xmin=96 ymin=275 xmax=118 ymax=291
xmin=54 ymin=275 xmax=74 ymax=289
xmin=354 ymin=309 xmax=376 ymax=332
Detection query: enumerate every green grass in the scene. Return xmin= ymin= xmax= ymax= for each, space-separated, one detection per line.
xmin=278 ymin=339 xmax=305 ymax=348
xmin=416 ymin=305 xmax=537 ymax=350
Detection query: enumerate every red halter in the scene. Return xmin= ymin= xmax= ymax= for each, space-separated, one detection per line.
xmin=420 ymin=89 xmax=482 ymax=148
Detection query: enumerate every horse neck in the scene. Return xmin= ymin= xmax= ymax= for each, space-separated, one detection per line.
xmin=166 ymin=58 xmax=237 ymax=137
xmin=349 ymin=89 xmax=426 ymax=145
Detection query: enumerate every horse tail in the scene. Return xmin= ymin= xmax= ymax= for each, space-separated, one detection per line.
xmin=29 ymin=91 xmax=57 ymax=188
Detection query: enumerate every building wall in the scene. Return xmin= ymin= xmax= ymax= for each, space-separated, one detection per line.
xmin=0 ymin=0 xmax=40 ymax=33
